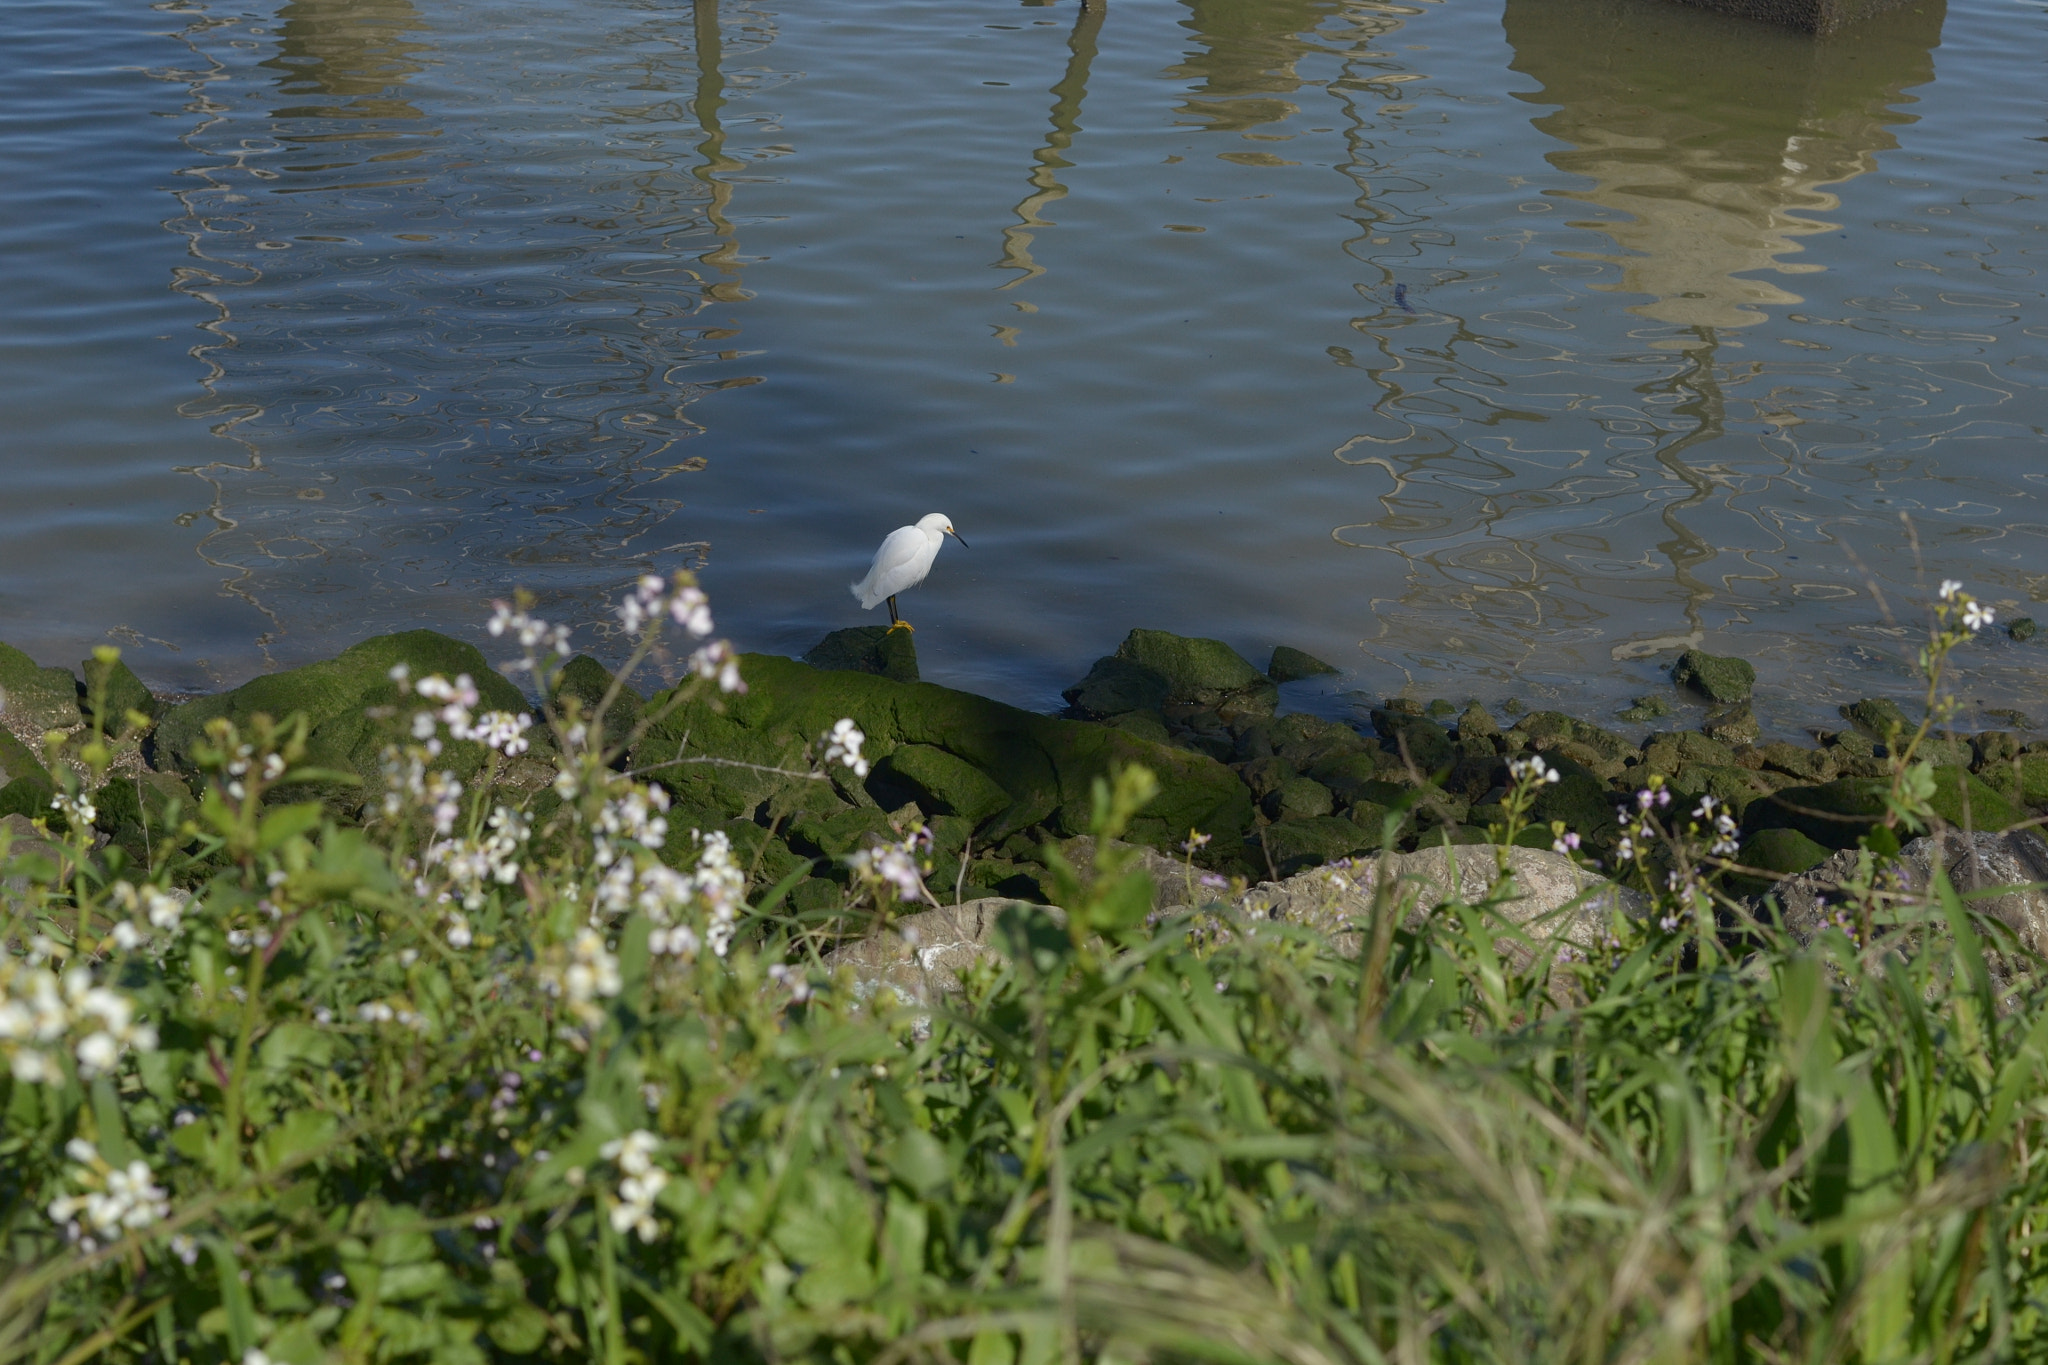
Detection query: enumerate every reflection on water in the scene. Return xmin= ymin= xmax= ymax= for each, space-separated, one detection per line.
xmin=1508 ymin=0 xmax=1944 ymax=331
xmin=264 ymin=0 xmax=430 ymax=120
xmin=4 ymin=0 xmax=2046 ymax=729
xmin=1171 ymin=0 xmax=1340 ymax=133
xmin=996 ymin=1 xmax=1104 ymax=288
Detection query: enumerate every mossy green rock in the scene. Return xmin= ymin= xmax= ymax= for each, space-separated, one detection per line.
xmin=788 ymin=806 xmax=899 ymax=860
xmin=1259 ymin=816 xmax=1381 ymax=876
xmin=155 ymin=631 xmax=527 ymax=802
xmin=1840 ymin=697 xmax=1912 ymax=742
xmin=1526 ymin=757 xmax=1619 ymax=844
xmin=1741 ymin=826 xmax=1831 ymax=877
xmin=1744 ymin=769 xmax=2020 ymax=849
xmin=1263 ymin=776 xmax=1334 ymax=821
xmin=0 ymin=643 xmax=81 ymax=732
xmin=1063 ymin=657 xmax=1171 ymax=719
xmin=1757 ymin=741 xmax=1836 ymax=784
xmin=81 ymin=653 xmax=158 ymax=736
xmin=1112 ymin=629 xmax=1268 ymax=706
xmin=0 ymin=775 xmax=55 ymax=824
xmin=549 ymin=655 xmax=643 ymax=744
xmin=1671 ymin=649 xmax=1755 ymax=705
xmin=635 ymin=654 xmax=1254 ymax=858
xmin=94 ymin=771 xmax=195 ymax=865
xmin=1668 ymin=764 xmax=1784 ymax=819
xmin=1269 ymin=713 xmax=1366 ymax=770
xmin=1268 ymin=646 xmax=1339 ymax=683
xmin=1370 ymin=709 xmax=1454 ymax=773
xmin=868 ymin=744 xmax=1011 ymax=825
xmin=0 ymin=728 xmax=47 ymax=786
xmin=806 ymin=626 xmax=918 ymax=685
xmin=1641 ymin=731 xmax=1736 ymax=776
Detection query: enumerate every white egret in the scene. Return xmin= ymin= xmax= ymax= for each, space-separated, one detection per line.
xmin=849 ymin=512 xmax=968 ymax=631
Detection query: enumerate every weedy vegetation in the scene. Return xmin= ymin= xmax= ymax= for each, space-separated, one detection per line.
xmin=2 ymin=576 xmax=2046 ymax=1364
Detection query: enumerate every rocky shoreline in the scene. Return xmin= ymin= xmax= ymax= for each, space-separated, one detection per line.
xmin=4 ymin=624 xmax=2045 ymax=919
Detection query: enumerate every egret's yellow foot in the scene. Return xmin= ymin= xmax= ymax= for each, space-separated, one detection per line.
xmin=887 ymin=620 xmax=915 ymax=633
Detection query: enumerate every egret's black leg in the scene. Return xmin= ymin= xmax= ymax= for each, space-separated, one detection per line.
xmin=886 ymin=595 xmax=913 ymax=632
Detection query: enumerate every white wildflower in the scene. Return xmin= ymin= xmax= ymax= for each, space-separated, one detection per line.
xmin=823 ymin=719 xmax=869 ymax=778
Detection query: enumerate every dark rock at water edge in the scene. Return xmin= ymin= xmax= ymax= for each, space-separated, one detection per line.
xmin=1064 ymin=657 xmax=1169 ymax=720
xmin=1112 ymin=629 xmax=1270 ymax=707
xmin=155 ymin=630 xmax=527 ymax=807
xmin=2010 ymin=618 xmax=2038 ymax=643
xmin=1841 ymin=696 xmax=1912 ymax=742
xmin=806 ymin=626 xmax=918 ymax=684
xmin=0 ymin=642 xmax=83 ymax=732
xmin=1670 ymin=649 xmax=1755 ymax=705
xmin=1267 ymin=646 xmax=1339 ymax=683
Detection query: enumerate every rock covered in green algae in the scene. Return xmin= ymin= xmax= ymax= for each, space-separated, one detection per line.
xmin=1263 ymin=775 xmax=1334 ymax=822
xmin=0 ymin=727 xmax=53 ymax=824
xmin=155 ymin=630 xmax=527 ymax=802
xmin=1840 ymin=697 xmax=1912 ymax=741
xmin=0 ymin=643 xmax=82 ymax=732
xmin=2010 ymin=617 xmax=2038 ymax=643
xmin=1670 ymin=649 xmax=1755 ymax=705
xmin=634 ymin=653 xmax=1255 ymax=863
xmin=1368 ymin=707 xmax=1455 ymax=773
xmin=1617 ymin=694 xmax=1673 ymax=723
xmin=549 ymin=655 xmax=643 ymax=743
xmin=1063 ymin=657 xmax=1170 ymax=719
xmin=805 ymin=626 xmax=918 ymax=684
xmin=1511 ymin=711 xmax=1636 ymax=778
xmin=81 ymin=653 xmax=158 ymax=737
xmin=1702 ymin=703 xmax=1761 ymax=747
xmin=867 ymin=744 xmax=1012 ymax=825
xmin=1267 ymin=646 xmax=1339 ymax=683
xmin=1114 ymin=629 xmax=1270 ymax=705
xmin=1259 ymin=816 xmax=1382 ymax=876
xmin=94 ymin=771 xmax=195 ymax=864
xmin=1725 ymin=826 xmax=1833 ymax=899
xmin=1742 ymin=769 xmax=2020 ymax=850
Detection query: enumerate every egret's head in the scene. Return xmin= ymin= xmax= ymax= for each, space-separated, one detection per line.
xmin=919 ymin=512 xmax=968 ymax=548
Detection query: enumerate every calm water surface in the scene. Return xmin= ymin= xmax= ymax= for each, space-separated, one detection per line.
xmin=4 ymin=0 xmax=2046 ymax=732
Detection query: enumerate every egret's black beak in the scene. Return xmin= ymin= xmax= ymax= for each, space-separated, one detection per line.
xmin=948 ymin=528 xmax=970 ymax=549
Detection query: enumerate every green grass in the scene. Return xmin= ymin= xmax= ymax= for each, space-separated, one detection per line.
xmin=3 ymin=584 xmax=2046 ymax=1365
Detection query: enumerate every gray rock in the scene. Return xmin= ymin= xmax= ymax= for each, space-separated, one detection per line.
xmin=1236 ymin=844 xmax=1646 ymax=968
xmin=822 ymin=845 xmax=1645 ymax=1001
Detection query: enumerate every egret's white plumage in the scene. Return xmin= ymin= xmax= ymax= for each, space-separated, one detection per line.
xmin=850 ymin=512 xmax=966 ymax=628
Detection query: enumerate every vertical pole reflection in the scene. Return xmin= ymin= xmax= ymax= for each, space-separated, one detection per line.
xmin=1643 ymin=329 xmax=1727 ymax=643
xmin=994 ymin=0 xmax=1105 ymax=289
xmin=692 ymin=0 xmax=746 ymax=303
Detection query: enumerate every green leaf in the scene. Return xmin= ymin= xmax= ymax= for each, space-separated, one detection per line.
xmin=257 ymin=801 xmax=324 ymax=852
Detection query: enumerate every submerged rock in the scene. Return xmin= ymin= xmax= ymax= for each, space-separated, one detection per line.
xmin=1671 ymin=649 xmax=1755 ymax=705
xmin=2009 ymin=617 xmax=2037 ymax=643
xmin=806 ymin=626 xmax=918 ymax=684
xmin=1267 ymin=645 xmax=1339 ymax=682
xmin=0 ymin=643 xmax=82 ymax=732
